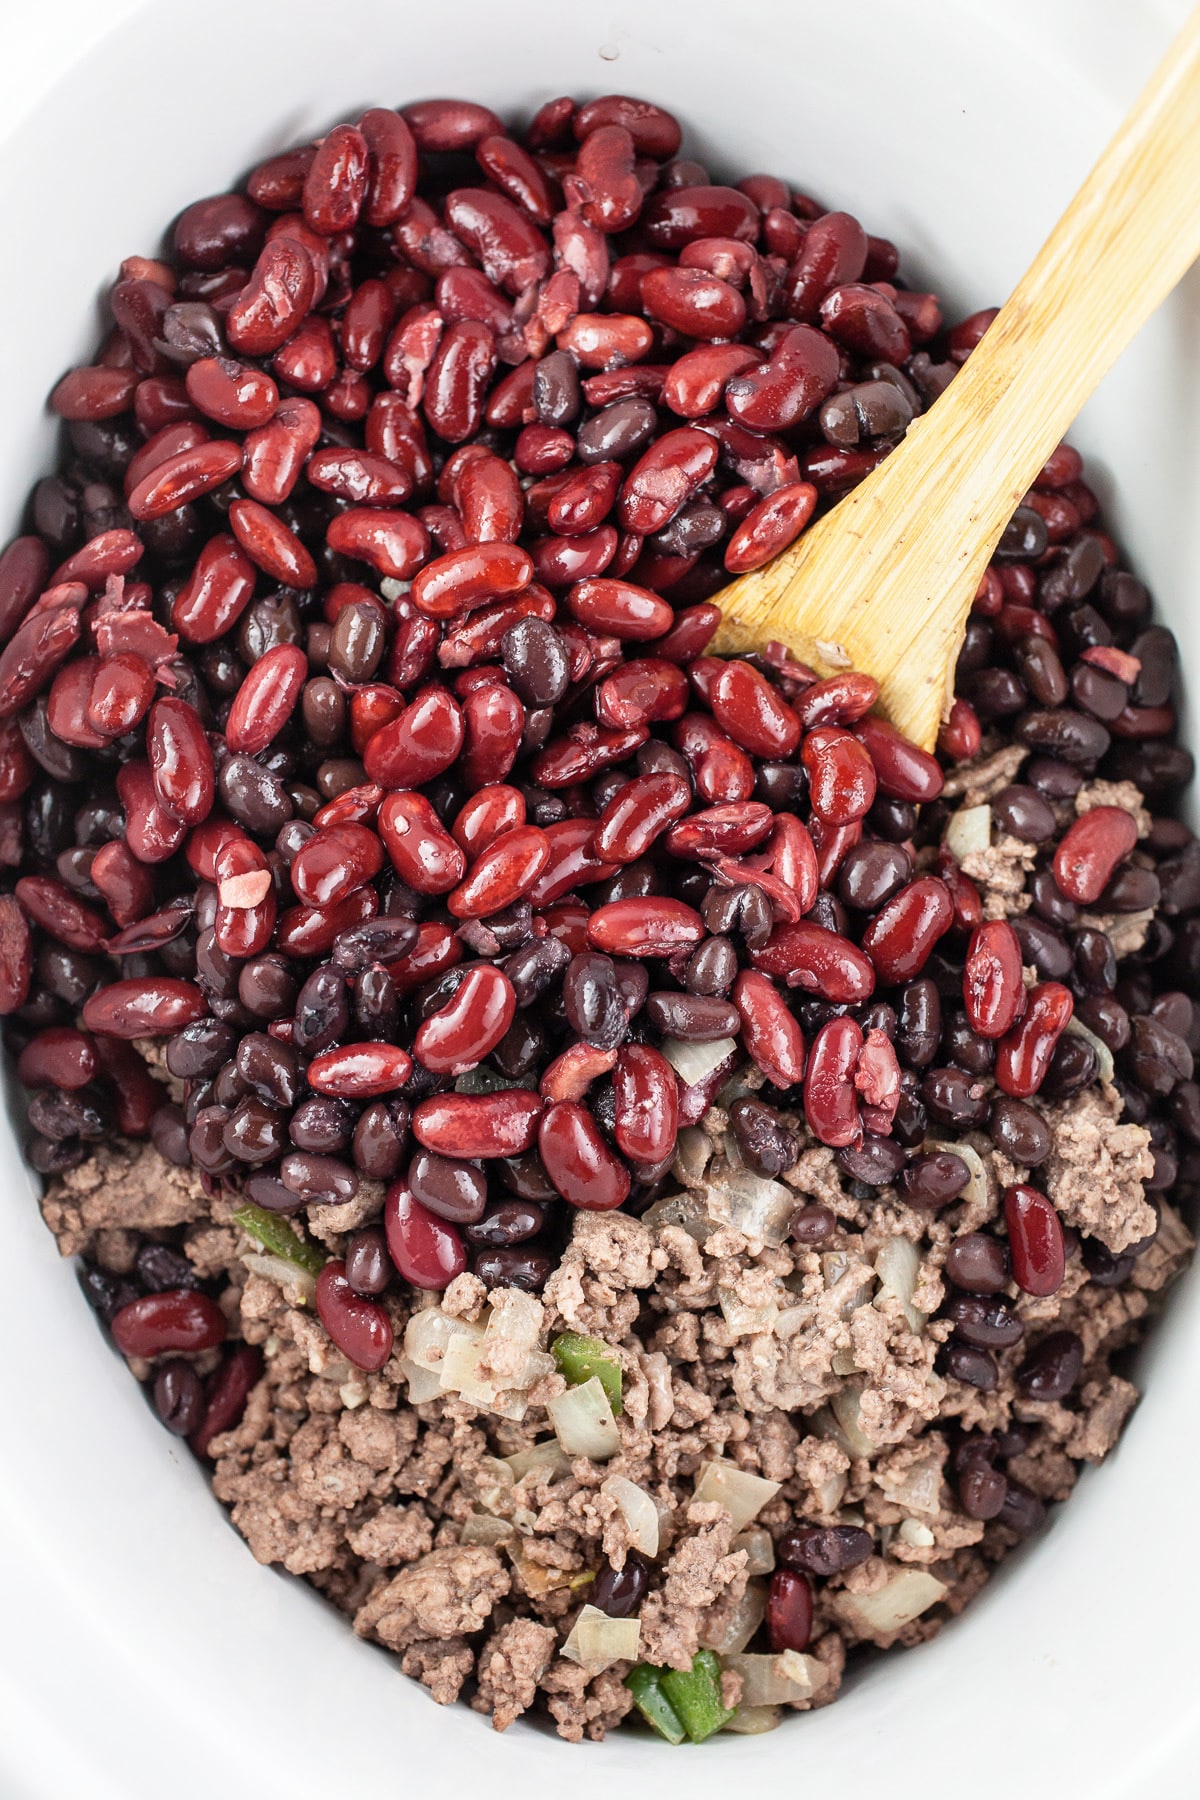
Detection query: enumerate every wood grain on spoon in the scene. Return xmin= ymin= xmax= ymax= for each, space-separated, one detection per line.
xmin=711 ymin=6 xmax=1200 ymax=751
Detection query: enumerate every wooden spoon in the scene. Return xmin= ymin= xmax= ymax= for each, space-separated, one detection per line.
xmin=710 ymin=8 xmax=1200 ymax=751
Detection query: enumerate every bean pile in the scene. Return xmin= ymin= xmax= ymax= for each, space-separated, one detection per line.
xmin=3 ymin=91 xmax=1197 ymax=1445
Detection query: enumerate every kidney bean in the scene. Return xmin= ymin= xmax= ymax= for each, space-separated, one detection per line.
xmin=221 ymin=643 xmax=307 ymax=758
xmin=606 ymin=1042 xmax=677 ymax=1167
xmin=146 ymin=699 xmax=214 ymax=827
xmin=49 ymin=365 xmax=138 ymax=420
xmin=1003 ymin=1183 xmax=1066 ymax=1297
xmin=453 ymin=785 xmax=526 ymax=859
xmin=1052 ymin=805 xmax=1138 ymax=905
xmin=860 ymin=877 xmax=954 ymax=985
xmin=448 ymin=824 xmax=549 ymax=919
xmin=0 ymin=892 xmax=33 ymax=1013
xmin=995 ymin=981 xmax=1074 ymax=1098
xmin=288 ymin=823 xmax=383 ymax=910
xmin=723 ymin=482 xmax=818 ymax=575
xmin=17 ymin=1026 xmax=97 ymax=1090
xmin=750 ymin=920 xmax=875 ymax=1003
xmin=185 ymin=1343 xmax=262 ymax=1458
xmin=305 ymin=1041 xmax=411 ymax=1100
xmin=804 ymin=1016 xmax=863 ymax=1146
xmin=593 ymin=772 xmax=691 ymax=864
xmin=363 ymin=686 xmax=464 ymax=789
xmin=766 ymin=1568 xmax=813 ymax=1654
xmin=585 ymin=896 xmax=705 ymax=959
xmin=412 ymin=1090 xmax=542 ymax=1159
xmin=733 ymin=969 xmax=807 ymax=1087
xmin=312 ymin=1260 xmax=393 ymax=1372
xmin=414 ymin=965 xmax=516 ymax=1074
xmin=801 ymin=727 xmax=876 ymax=824
xmin=111 ymin=1289 xmax=227 ymax=1358
xmin=963 ymin=920 xmax=1026 ymax=1040
xmin=536 ymin=1100 xmax=629 ymax=1210
xmin=639 ymin=265 xmax=746 ymax=340
xmin=224 ymin=238 xmax=315 ymax=356
xmin=617 ymin=428 xmax=718 ymax=536
xmin=0 ymin=603 xmax=82 ymax=720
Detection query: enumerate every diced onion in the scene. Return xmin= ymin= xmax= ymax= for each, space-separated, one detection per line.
xmin=561 ymin=1604 xmax=641 ymax=1673
xmin=1065 ymin=1014 xmax=1115 ymax=1084
xmin=707 ymin=1167 xmax=795 ymax=1247
xmin=672 ymin=1125 xmax=713 ymax=1186
xmin=398 ymin=1358 xmax=444 ymax=1403
xmin=733 ymin=1526 xmax=776 ymax=1575
xmin=241 ymin=1252 xmax=317 ymax=1303
xmin=404 ymin=1306 xmax=484 ymax=1372
xmin=700 ymin=1577 xmax=766 ymax=1655
xmin=944 ymin=802 xmax=992 ymax=862
xmin=660 ymin=1035 xmax=739 ymax=1086
xmin=503 ymin=1439 xmax=571 ymax=1481
xmin=602 ymin=1474 xmax=660 ymax=1558
xmin=723 ymin=1705 xmax=783 ymax=1735
xmin=718 ymin=1283 xmax=781 ymax=1337
xmin=821 ymin=1249 xmax=876 ymax=1316
xmin=898 ymin=1518 xmax=936 ymax=1547
xmin=460 ymin=1513 xmax=516 ymax=1546
xmin=547 ymin=1376 xmax=621 ymax=1460
xmin=640 ymin=1188 xmax=712 ymax=1241
xmin=440 ymin=1332 xmax=530 ymax=1420
xmin=829 ymin=1384 xmax=880 ymax=1458
xmin=874 ymin=1235 xmax=926 ymax=1332
xmin=836 ymin=1566 xmax=947 ymax=1635
xmin=692 ymin=1458 xmax=781 ymax=1531
xmin=720 ymin=1650 xmax=821 ymax=1706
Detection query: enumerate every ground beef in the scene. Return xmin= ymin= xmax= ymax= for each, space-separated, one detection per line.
xmin=1040 ymin=1086 xmax=1156 ymax=1252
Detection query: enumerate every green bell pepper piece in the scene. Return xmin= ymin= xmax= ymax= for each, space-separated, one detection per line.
xmin=232 ymin=1203 xmax=326 ymax=1278
xmin=624 ymin=1664 xmax=687 ymax=1745
xmin=551 ymin=1331 xmax=622 ymax=1414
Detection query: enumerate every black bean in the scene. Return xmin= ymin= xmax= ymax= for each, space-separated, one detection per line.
xmin=684 ymin=934 xmax=737 ymax=998
xmin=218 ymin=753 xmax=293 ymax=833
xmin=644 ymin=990 xmax=739 ymax=1040
xmin=1081 ymin=1236 xmax=1136 ymax=1286
xmin=235 ymin=1031 xmax=302 ymax=1108
xmin=576 ymin=397 xmax=658 ymax=463
xmin=986 ymin=1096 xmax=1051 ymax=1166
xmin=837 ymin=840 xmax=912 ymax=911
xmin=28 ymin=1086 xmax=111 ymax=1142
xmin=465 ymin=1200 xmax=545 ymax=1247
xmin=1039 ymin=1031 xmax=1098 ymax=1100
xmin=1013 ymin=638 xmax=1068 ymax=708
xmin=994 ymin=505 xmax=1049 ymax=561
xmin=1157 ymin=843 xmax=1200 ymax=916
xmin=1041 ymin=533 xmax=1105 ymax=606
xmin=532 ymin=349 xmax=581 ymax=427
xmin=243 ymin=1173 xmax=304 ymax=1213
xmin=328 ymin=600 xmax=386 ymax=682
xmin=473 ymin=1246 xmax=554 ymax=1292
xmin=1106 ymin=741 xmax=1194 ymax=793
xmin=891 ymin=1088 xmax=928 ymax=1148
xmin=280 ymin=1150 xmax=359 ymax=1202
xmin=754 ymin=760 xmax=805 ymax=809
xmin=835 ymin=1135 xmax=906 ymax=1186
xmin=958 ymin=1458 xmax=1007 ymax=1520
xmin=293 ymin=965 xmax=350 ymax=1053
xmin=563 ymin=952 xmax=628 ymax=1049
xmin=408 ymin=1149 xmax=488 ymax=1223
xmin=224 ymin=1095 xmax=289 ymax=1163
xmin=969 ymin=668 xmax=1028 ymax=720
xmin=352 ymin=1099 xmax=411 ymax=1178
xmin=1015 ymin=708 xmax=1110 ymax=765
xmin=502 ymin=934 xmax=570 ymax=1007
xmin=591 ymin=1551 xmax=651 ymax=1617
xmin=1013 ymin=916 xmax=1073 ymax=981
xmin=289 ymin=1094 xmax=356 ymax=1153
xmin=188 ymin=1105 xmax=237 ymax=1174
xmin=730 ymin=1096 xmax=799 ymax=1178
xmin=946 ymin=1295 xmax=1024 ymax=1348
xmin=788 ymin=1202 xmax=836 ymax=1245
xmin=1130 ymin=625 xmax=1176 ymax=708
xmin=777 ymin=1524 xmax=873 ymax=1576
xmin=345 ymin=1226 xmax=391 ymax=1297
xmin=921 ymin=1067 xmax=990 ymax=1128
xmin=153 ymin=1359 xmax=206 ymax=1436
xmin=1025 ymin=755 xmax=1083 ymax=801
xmin=500 ymin=618 xmax=571 ymax=713
xmin=896 ymin=978 xmax=942 ymax=1069
xmin=151 ymin=1102 xmax=191 ymax=1166
xmin=991 ymin=784 xmax=1057 ymax=844
xmin=1125 ymin=1014 xmax=1193 ymax=1096
xmin=937 ymin=1339 xmax=998 ymax=1391
xmin=998 ymin=1481 xmax=1046 ymax=1537
xmin=1015 ymin=1329 xmax=1084 ymax=1400
xmin=165 ymin=1018 xmax=236 ymax=1080
xmin=944 ymin=1232 xmax=1011 ymax=1293
xmin=1071 ymin=662 xmax=1127 ymax=722
xmin=943 ymin=1012 xmax=994 ymax=1075
xmin=901 ymin=1149 xmax=968 ymax=1208
xmin=1101 ymin=865 xmax=1161 ymax=913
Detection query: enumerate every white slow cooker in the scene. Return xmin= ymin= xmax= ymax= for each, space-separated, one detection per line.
xmin=1 ymin=2 xmax=1197 ymax=1795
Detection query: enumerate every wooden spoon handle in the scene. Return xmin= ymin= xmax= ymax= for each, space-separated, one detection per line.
xmin=712 ymin=8 xmax=1200 ymax=750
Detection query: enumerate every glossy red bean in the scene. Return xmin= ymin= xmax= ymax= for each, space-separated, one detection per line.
xmin=0 ymin=719 xmax=34 ymax=801
xmin=452 ymin=785 xmax=526 ymax=857
xmin=526 ymin=818 xmax=618 ymax=905
xmin=184 ymin=356 xmax=277 ymax=430
xmin=531 ymin=722 xmax=648 ymax=788
xmin=476 ymin=132 xmax=553 ymax=224
xmin=14 ymin=875 xmax=108 ymax=952
xmin=767 ymin=1569 xmax=814 ymax=1653
xmin=640 ymin=265 xmax=746 ymax=339
xmin=593 ymin=773 xmax=691 ymax=863
xmin=171 ymin=535 xmax=257 ymax=644
xmin=709 ymin=660 xmax=802 ymax=758
xmin=415 ymin=965 xmax=516 ymax=1073
xmin=315 ymin=1260 xmax=394 ymax=1371
xmin=725 ymin=325 xmax=840 ymax=431
xmin=805 ymin=1016 xmax=864 ymax=1147
xmin=111 ymin=1290 xmax=227 ymax=1359
xmin=302 ymin=123 xmax=369 ymax=235
xmin=412 ymin=1089 xmax=543 ymax=1159
xmin=86 ymin=652 xmax=155 ymax=737
xmin=363 ymin=685 xmax=464 ymax=787
xmin=460 ymin=682 xmax=524 ymax=788
xmin=995 ymin=981 xmax=1075 ymax=1098
xmin=384 ymin=1182 xmax=468 ymax=1290
xmin=547 ymin=463 xmax=622 ymax=537
xmin=860 ymin=877 xmax=954 ymax=985
xmin=751 ymin=920 xmax=875 ymax=1003
xmin=49 ymin=365 xmax=138 ymax=420
xmin=189 ymin=1344 xmax=264 ymax=1458
xmin=733 ymin=969 xmax=807 ymax=1087
xmin=17 ymin=1026 xmax=98 ymax=1090
xmin=326 ymin=507 xmax=430 ymax=581
xmin=618 ymin=428 xmax=718 ymax=535
xmin=82 ymin=978 xmax=207 ymax=1037
xmin=308 ymin=1042 xmax=413 ymax=1097
xmin=227 ymin=498 xmax=317 ymax=589
xmin=1004 ymin=1184 xmax=1066 ymax=1298
xmin=557 ymin=312 xmax=654 ymax=370
xmin=147 ymin=699 xmax=214 ymax=825
xmin=564 ymin=577 xmax=674 ymax=641
xmin=291 ymin=823 xmax=385 ymax=908
xmin=52 ymin=529 xmax=143 ymax=591
xmin=423 ymin=319 xmax=497 ymax=443
xmin=241 ymin=396 xmax=321 ymax=506
xmin=225 ymin=238 xmax=316 ymax=355
xmin=539 ymin=1100 xmax=631 ymax=1210
xmin=610 ymin=1043 xmax=679 ymax=1168
xmin=0 ymin=891 xmax=32 ymax=1013
xmin=964 ymin=920 xmax=1026 ymax=1039
xmin=0 ymin=535 xmax=49 ymax=641
xmin=802 ymin=726 xmax=877 ymax=824
xmin=1053 ymin=806 xmax=1139 ymax=905
xmin=724 ymin=482 xmax=818 ymax=574
xmin=46 ymin=656 xmax=107 ymax=749
xmin=448 ymin=824 xmax=550 ymax=918
xmin=276 ymin=886 xmax=378 ymax=958
xmin=587 ymin=896 xmax=705 ymax=957
xmin=671 ymin=714 xmax=755 ymax=804
xmin=411 ymin=542 xmax=533 ymax=619
xmin=0 ymin=602 xmax=81 ymax=719
xmin=595 ymin=658 xmax=689 ymax=730
xmin=786 ymin=211 xmax=869 ymax=318
xmin=378 ymin=791 xmax=467 ymax=894
xmin=91 ymin=839 xmax=155 ymax=928
xmin=852 ymin=714 xmax=944 ymax=802
xmin=223 ymin=643 xmax=307 ymax=755
xmin=643 ymin=184 xmax=758 ymax=249
xmin=116 ymin=759 xmax=188 ymax=863
xmin=455 ymin=451 xmax=524 ymax=544
xmin=938 ymin=697 xmax=983 ymax=761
